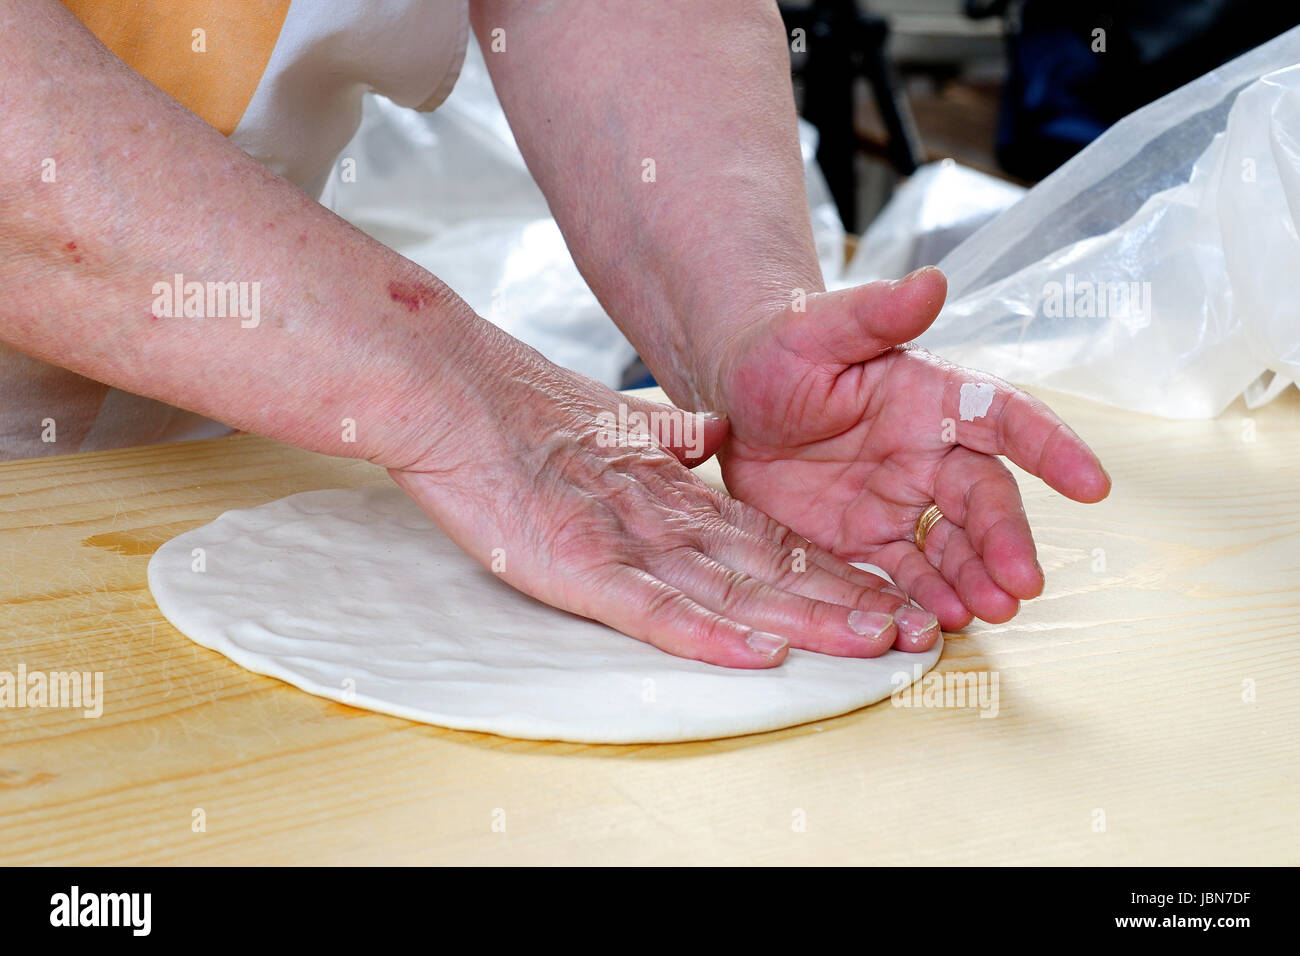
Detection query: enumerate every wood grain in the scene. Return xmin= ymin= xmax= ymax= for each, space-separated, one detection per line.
xmin=1 ymin=386 xmax=1296 ymax=865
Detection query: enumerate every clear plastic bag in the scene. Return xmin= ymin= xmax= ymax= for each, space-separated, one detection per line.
xmin=916 ymin=25 xmax=1300 ymax=419
xmin=836 ymin=159 xmax=1026 ymax=286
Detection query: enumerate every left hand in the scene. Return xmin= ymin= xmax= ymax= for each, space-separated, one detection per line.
xmin=702 ymin=266 xmax=1111 ymax=630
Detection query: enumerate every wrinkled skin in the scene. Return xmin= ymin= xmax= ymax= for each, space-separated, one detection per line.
xmin=710 ymin=268 xmax=1111 ymax=630
xmin=388 ymin=341 xmax=942 ymax=670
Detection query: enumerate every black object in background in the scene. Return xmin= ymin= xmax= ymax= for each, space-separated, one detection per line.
xmin=971 ymin=0 xmax=1300 ymax=181
xmin=782 ymin=0 xmax=923 ymax=233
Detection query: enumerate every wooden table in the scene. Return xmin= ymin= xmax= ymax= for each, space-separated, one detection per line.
xmin=1 ymin=386 xmax=1296 ymax=865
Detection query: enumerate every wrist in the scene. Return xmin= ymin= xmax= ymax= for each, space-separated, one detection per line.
xmin=641 ymin=273 xmax=824 ymax=415
xmin=346 ymin=284 xmax=515 ymax=471
xmin=366 ymin=299 xmax=601 ymax=479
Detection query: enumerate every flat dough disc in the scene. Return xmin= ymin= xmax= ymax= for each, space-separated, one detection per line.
xmin=148 ymin=486 xmax=943 ymax=744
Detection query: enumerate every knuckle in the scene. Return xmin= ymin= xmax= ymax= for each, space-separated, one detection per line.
xmin=714 ymin=566 xmax=756 ymax=615
xmin=639 ymin=579 xmax=687 ymax=622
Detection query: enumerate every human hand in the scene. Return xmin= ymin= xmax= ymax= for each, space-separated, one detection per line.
xmin=380 ymin=330 xmax=942 ymax=668
xmin=702 ymin=267 xmax=1111 ymax=630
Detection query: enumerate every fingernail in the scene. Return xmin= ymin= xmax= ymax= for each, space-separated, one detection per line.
xmin=894 ymin=605 xmax=939 ymax=636
xmin=881 ymin=586 xmax=907 ymax=600
xmin=746 ymin=631 xmax=788 ymax=659
xmin=891 ymin=265 xmax=934 ymax=288
xmin=848 ymin=610 xmax=894 ymax=640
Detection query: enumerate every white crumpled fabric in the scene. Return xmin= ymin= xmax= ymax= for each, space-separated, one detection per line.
xmin=919 ymin=25 xmax=1300 ymax=419
xmin=322 ymin=41 xmax=845 ymax=389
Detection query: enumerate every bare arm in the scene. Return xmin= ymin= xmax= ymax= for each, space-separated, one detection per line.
xmin=0 ymin=0 xmax=496 ymax=468
xmin=470 ymin=0 xmax=819 ymax=410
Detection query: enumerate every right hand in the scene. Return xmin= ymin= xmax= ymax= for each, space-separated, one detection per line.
xmin=377 ymin=328 xmax=942 ymax=669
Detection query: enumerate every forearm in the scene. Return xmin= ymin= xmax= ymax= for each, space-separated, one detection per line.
xmin=1 ymin=0 xmax=497 ymax=467
xmin=471 ymin=0 xmax=821 ymax=411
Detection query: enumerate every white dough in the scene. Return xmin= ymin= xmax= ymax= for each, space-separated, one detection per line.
xmin=147 ymin=486 xmax=943 ymax=744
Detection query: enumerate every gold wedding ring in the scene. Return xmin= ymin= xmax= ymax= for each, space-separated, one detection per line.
xmin=913 ymin=504 xmax=944 ymax=553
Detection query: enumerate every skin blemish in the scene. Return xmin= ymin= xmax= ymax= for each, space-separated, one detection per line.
xmin=387 ymin=279 xmax=442 ymax=313
xmin=64 ymin=241 xmax=76 ymax=250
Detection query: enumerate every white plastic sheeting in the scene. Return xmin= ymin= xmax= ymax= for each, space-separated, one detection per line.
xmin=919 ymin=25 xmax=1300 ymax=419
xmin=837 ymin=159 xmax=1026 ymax=286
xmin=322 ymin=40 xmax=846 ymax=388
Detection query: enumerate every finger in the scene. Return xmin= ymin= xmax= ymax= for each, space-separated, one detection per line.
xmin=766 ymin=266 xmax=948 ymax=367
xmin=932 ymin=446 xmax=1043 ymax=599
xmin=652 ymin=547 xmax=900 ymax=658
xmin=710 ymin=503 xmax=910 ymax=611
xmin=800 ymin=547 xmax=911 ymax=606
xmin=619 ymin=396 xmax=729 ymax=468
xmin=581 ymin=564 xmax=790 ymax=668
xmin=922 ymin=519 xmax=1020 ymax=624
xmin=868 ymin=539 xmax=970 ymax=639
xmin=941 ymin=370 xmax=1110 ymax=504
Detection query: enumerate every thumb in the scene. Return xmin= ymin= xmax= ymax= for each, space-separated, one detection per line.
xmin=780 ymin=266 xmax=947 ymax=367
xmin=619 ymin=396 xmax=729 ymax=467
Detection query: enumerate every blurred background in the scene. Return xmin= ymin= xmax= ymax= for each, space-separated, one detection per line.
xmin=785 ymin=0 xmax=1300 ymax=229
